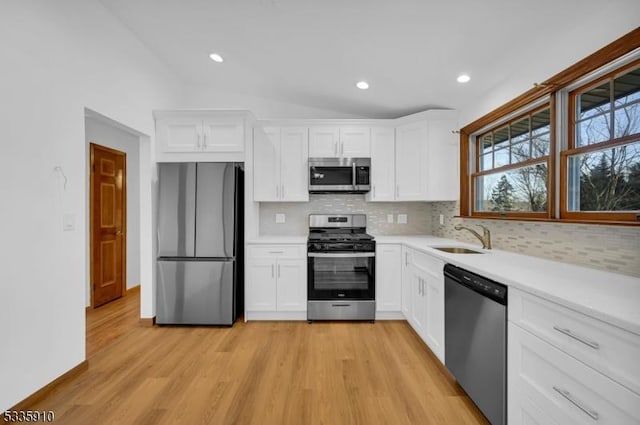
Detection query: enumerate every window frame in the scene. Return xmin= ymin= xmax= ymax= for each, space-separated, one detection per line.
xmin=459 ymin=28 xmax=640 ymax=225
xmin=561 ymin=59 xmax=640 ymax=221
xmin=471 ymin=104 xmax=554 ymax=219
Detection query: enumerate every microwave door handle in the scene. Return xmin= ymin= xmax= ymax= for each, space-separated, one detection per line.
xmin=352 ymin=161 xmax=357 ymax=190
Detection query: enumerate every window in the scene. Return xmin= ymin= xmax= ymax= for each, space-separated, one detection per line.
xmin=472 ymin=107 xmax=551 ymax=217
xmin=563 ymin=61 xmax=640 ymax=221
xmin=459 ymin=28 xmax=640 ymax=225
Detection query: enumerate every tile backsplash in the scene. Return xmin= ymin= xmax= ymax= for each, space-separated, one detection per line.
xmin=429 ymin=201 xmax=640 ymax=278
xmin=258 ymin=196 xmax=639 ymax=277
xmin=259 ymin=195 xmax=431 ymax=236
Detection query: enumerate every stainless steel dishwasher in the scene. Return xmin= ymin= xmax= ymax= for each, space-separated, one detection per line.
xmin=444 ymin=264 xmax=507 ymax=425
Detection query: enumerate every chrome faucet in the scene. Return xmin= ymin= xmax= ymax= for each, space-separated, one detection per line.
xmin=454 ymin=224 xmax=492 ymax=250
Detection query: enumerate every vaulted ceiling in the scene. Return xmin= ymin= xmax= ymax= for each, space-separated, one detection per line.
xmin=98 ymin=0 xmax=640 ymax=118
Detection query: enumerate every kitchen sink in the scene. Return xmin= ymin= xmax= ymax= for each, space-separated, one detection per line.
xmin=432 ymin=247 xmax=484 ymax=254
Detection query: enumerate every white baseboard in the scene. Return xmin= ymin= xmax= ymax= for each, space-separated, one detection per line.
xmin=246 ymin=311 xmax=307 ymax=321
xmin=375 ymin=311 xmax=405 ymax=320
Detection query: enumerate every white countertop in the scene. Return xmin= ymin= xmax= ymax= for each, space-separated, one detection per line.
xmin=375 ymin=235 xmax=640 ymax=336
xmin=247 ymin=236 xmax=307 ymax=244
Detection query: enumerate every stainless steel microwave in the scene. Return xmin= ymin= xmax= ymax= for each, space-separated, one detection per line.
xmin=308 ymin=158 xmax=371 ymax=193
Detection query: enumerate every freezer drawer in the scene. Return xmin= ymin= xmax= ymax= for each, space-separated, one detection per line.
xmin=157 ymin=260 xmax=234 ymax=325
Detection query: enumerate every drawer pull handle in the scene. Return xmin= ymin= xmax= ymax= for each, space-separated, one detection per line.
xmin=553 ymin=386 xmax=599 ymax=420
xmin=268 ymin=251 xmax=284 ymax=254
xmin=553 ymin=326 xmax=600 ymax=349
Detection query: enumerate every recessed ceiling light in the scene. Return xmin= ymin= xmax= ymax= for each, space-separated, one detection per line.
xmin=356 ymin=81 xmax=369 ymax=90
xmin=457 ymin=74 xmax=471 ymax=83
xmin=209 ymin=53 xmax=224 ymax=63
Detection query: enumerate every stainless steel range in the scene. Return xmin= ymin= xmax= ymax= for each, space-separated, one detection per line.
xmin=307 ymin=214 xmax=376 ymax=321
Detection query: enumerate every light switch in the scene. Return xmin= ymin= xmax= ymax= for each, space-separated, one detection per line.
xmin=397 ymin=214 xmax=407 ymax=224
xmin=275 ymin=213 xmax=286 ymax=224
xmin=63 ymin=213 xmax=75 ymax=231
xmin=387 ymin=214 xmax=394 ymax=223
xmin=439 ymin=214 xmax=444 ymax=225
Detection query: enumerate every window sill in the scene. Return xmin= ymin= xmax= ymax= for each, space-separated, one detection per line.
xmin=456 ymin=215 xmax=640 ymax=226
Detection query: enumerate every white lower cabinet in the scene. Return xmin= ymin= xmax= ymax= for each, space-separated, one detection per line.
xmin=246 ymin=244 xmax=306 ymax=319
xmin=399 ymin=247 xmax=445 ymax=363
xmin=375 ymin=244 xmax=402 ymax=315
xmin=275 ymin=258 xmax=307 ymax=311
xmin=508 ymin=288 xmax=640 ymax=424
xmin=401 ymin=246 xmax=412 ymax=319
xmin=422 ymin=268 xmax=444 ymax=362
xmin=509 ymin=322 xmax=640 ymax=425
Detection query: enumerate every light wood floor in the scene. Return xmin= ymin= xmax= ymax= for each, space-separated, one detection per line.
xmin=29 ymin=292 xmax=489 ymax=424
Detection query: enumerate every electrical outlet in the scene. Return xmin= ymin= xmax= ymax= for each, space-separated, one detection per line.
xmin=439 ymin=214 xmax=444 ymax=225
xmin=387 ymin=214 xmax=394 ymax=223
xmin=397 ymin=214 xmax=407 ymax=224
xmin=63 ymin=213 xmax=75 ymax=231
xmin=275 ymin=213 xmax=285 ymax=224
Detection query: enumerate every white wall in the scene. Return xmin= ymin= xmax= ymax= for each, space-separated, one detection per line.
xmin=0 ymin=0 xmax=182 ymax=411
xmin=85 ymin=116 xmax=141 ymax=306
xmin=182 ymin=84 xmax=366 ymax=119
xmin=459 ymin=16 xmax=640 ymax=126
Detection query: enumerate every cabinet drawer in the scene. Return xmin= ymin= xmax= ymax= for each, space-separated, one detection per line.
xmin=248 ymin=245 xmax=304 ymax=259
xmin=509 ymin=323 xmax=640 ymax=425
xmin=510 ymin=288 xmax=640 ymax=395
xmin=411 ymin=250 xmax=444 ymax=276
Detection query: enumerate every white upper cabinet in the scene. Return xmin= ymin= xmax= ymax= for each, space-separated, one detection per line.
xmin=308 ymin=127 xmax=340 ymax=157
xmin=394 ymin=110 xmax=459 ymax=201
xmin=154 ymin=110 xmax=248 ymax=162
xmin=395 ymin=121 xmax=429 ymax=200
xmin=201 ymin=117 xmax=245 ymax=152
xmin=159 ymin=116 xmax=202 ymax=152
xmin=253 ymin=127 xmax=280 ymax=201
xmin=253 ymin=126 xmax=309 ymax=202
xmin=309 ymin=126 xmax=370 ymax=158
xmin=340 ymin=127 xmax=371 ymax=157
xmin=366 ymin=127 xmax=395 ymax=201
xmin=426 ymin=113 xmax=459 ymax=201
xmin=279 ymin=128 xmax=309 ymax=201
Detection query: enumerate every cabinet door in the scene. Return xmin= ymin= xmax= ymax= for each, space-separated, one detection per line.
xmin=157 ymin=117 xmax=202 ymax=152
xmin=367 ymin=127 xmax=395 ymax=201
xmin=401 ymin=247 xmax=412 ymax=319
xmin=426 ymin=113 xmax=459 ymax=201
xmin=396 ymin=121 xmax=428 ymax=200
xmin=375 ymin=244 xmax=402 ymax=312
xmin=309 ymin=127 xmax=340 ymax=157
xmin=410 ymin=268 xmax=427 ymax=335
xmin=202 ymin=117 xmax=244 ymax=152
xmin=508 ymin=323 xmax=640 ymax=425
xmin=246 ymin=258 xmax=277 ymax=311
xmin=276 ymin=258 xmax=307 ymax=311
xmin=279 ymin=127 xmax=309 ymax=202
xmin=253 ymin=127 xmax=280 ymax=201
xmin=340 ymin=127 xmax=371 ymax=157
xmin=423 ymin=269 xmax=445 ymax=362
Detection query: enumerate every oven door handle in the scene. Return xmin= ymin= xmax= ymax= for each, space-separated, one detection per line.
xmin=308 ymin=252 xmax=375 ymax=258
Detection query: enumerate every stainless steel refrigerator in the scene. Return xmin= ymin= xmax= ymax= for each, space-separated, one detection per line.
xmin=156 ymin=162 xmax=243 ymax=325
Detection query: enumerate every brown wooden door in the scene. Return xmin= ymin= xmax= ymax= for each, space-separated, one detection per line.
xmin=91 ymin=143 xmax=126 ymax=308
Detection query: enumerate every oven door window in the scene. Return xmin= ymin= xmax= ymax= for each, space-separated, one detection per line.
xmin=309 ymin=166 xmax=353 ymax=187
xmin=309 ymin=256 xmax=375 ymax=299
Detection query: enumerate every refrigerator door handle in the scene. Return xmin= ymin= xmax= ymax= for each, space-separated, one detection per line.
xmin=272 ymin=263 xmax=275 ymax=278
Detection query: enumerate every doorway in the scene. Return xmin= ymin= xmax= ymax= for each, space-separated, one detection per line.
xmin=90 ymin=143 xmax=127 ymax=307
